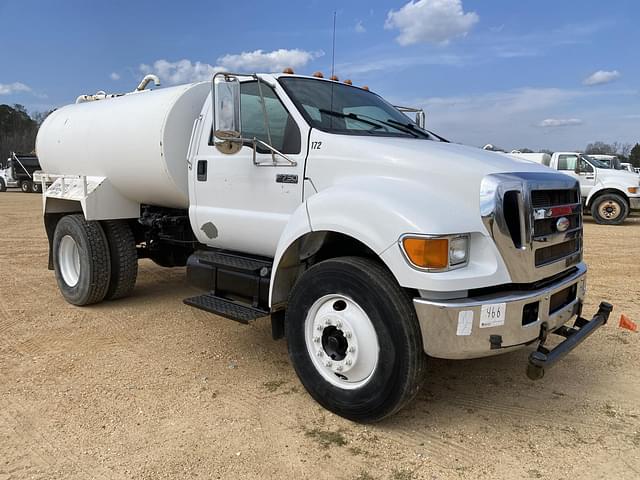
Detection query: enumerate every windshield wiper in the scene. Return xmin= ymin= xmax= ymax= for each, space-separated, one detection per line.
xmin=319 ymin=109 xmax=418 ymax=138
xmin=385 ymin=119 xmax=449 ymax=142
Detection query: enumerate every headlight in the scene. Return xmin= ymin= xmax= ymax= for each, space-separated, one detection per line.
xmin=400 ymin=234 xmax=469 ymax=271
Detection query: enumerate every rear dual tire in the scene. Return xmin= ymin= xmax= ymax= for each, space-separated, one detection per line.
xmin=285 ymin=256 xmax=426 ymax=422
xmin=20 ymin=180 xmax=32 ymax=193
xmin=53 ymin=215 xmax=137 ymax=305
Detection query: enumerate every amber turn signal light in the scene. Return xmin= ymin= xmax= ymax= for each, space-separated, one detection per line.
xmin=402 ymin=237 xmax=449 ymax=269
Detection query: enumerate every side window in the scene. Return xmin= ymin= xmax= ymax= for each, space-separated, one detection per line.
xmin=240 ymin=82 xmax=301 ymax=154
xmin=579 ymin=158 xmax=594 ymax=173
xmin=558 ymin=155 xmax=578 ymax=171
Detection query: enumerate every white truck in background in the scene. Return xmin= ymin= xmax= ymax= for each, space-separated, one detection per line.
xmin=508 ymin=151 xmax=640 ymax=225
xmin=35 ymin=71 xmax=612 ymax=422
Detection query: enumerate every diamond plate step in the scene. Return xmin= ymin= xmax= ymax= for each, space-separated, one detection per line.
xmin=183 ymin=293 xmax=270 ymax=324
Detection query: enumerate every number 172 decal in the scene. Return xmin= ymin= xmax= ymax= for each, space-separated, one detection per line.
xmin=311 ymin=141 xmax=322 ymax=150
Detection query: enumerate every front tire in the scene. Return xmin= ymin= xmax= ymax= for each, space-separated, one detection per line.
xmin=53 ymin=214 xmax=111 ymax=305
xmin=591 ymin=193 xmax=628 ymax=225
xmin=285 ymin=256 xmax=426 ymax=422
xmin=0 ymin=178 xmax=6 ymax=192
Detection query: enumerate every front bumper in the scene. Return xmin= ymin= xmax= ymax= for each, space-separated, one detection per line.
xmin=629 ymin=197 xmax=640 ymax=210
xmin=414 ymin=264 xmax=588 ymax=359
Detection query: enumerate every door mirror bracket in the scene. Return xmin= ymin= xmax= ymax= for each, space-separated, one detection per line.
xmin=212 ymin=72 xmax=296 ymax=166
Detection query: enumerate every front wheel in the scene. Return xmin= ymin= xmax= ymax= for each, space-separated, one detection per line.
xmin=0 ymin=178 xmax=6 ymax=192
xmin=591 ymin=193 xmax=628 ymax=225
xmin=285 ymin=256 xmax=426 ymax=422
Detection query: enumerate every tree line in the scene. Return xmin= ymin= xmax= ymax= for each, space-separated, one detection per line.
xmin=0 ymin=104 xmax=51 ymax=165
xmin=2 ymin=102 xmax=640 ymax=168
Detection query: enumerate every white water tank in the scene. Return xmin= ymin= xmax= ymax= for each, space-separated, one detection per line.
xmin=36 ymin=82 xmax=210 ymax=209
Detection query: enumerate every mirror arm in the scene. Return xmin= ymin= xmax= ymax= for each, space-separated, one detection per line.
xmin=255 ymin=77 xmax=276 ymax=164
xmin=251 ymin=138 xmax=297 ymax=167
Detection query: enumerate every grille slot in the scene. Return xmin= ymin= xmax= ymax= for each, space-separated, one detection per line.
xmin=534 ymin=215 xmax=580 ymax=236
xmin=535 ymin=239 xmax=580 ymax=267
xmin=549 ymin=284 xmax=577 ymax=314
xmin=503 ymin=190 xmax=523 ymax=248
xmin=531 ymin=189 xmax=579 ymax=208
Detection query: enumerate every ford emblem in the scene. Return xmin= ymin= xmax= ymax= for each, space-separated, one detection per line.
xmin=556 ymin=217 xmax=570 ymax=232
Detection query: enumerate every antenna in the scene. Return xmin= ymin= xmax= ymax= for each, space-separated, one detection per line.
xmin=331 ymin=11 xmax=337 ymax=78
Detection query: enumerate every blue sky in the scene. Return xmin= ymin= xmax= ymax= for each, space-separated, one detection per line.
xmin=1 ymin=0 xmax=638 ymax=151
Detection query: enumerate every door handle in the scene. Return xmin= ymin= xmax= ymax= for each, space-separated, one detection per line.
xmin=197 ymin=160 xmax=207 ymax=181
xmin=585 ymin=175 xmax=594 ymax=179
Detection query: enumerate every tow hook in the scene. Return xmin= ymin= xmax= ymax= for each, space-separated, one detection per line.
xmin=526 ymin=302 xmax=613 ymax=380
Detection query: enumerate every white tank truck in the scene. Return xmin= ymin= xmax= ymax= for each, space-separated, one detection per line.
xmin=36 ymin=71 xmax=613 ymax=421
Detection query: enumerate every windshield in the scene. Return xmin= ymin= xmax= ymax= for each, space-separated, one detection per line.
xmin=581 ymin=155 xmax=610 ymax=169
xmin=279 ymin=77 xmax=437 ymax=140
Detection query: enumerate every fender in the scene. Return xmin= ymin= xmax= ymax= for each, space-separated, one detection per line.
xmin=269 ymin=177 xmax=510 ymax=307
xmin=585 ymin=182 xmax=631 ymax=207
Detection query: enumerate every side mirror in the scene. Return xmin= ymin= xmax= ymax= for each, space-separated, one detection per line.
xmin=415 ymin=110 xmax=426 ymax=129
xmin=212 ymin=73 xmax=242 ymax=154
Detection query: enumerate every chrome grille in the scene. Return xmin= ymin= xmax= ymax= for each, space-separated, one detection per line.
xmin=481 ymin=173 xmax=583 ymax=283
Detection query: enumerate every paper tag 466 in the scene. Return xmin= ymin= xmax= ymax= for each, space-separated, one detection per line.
xmin=479 ymin=302 xmax=506 ymax=328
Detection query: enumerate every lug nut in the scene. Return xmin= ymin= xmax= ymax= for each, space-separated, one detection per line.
xmin=325 ymin=319 xmax=332 ymax=325
xmin=348 ymin=346 xmax=355 ymax=353
xmin=345 ymin=359 xmax=353 ymax=366
xmin=316 ymin=324 xmax=323 ymax=331
xmin=313 ymin=336 xmax=320 ymax=343
xmin=317 ymin=351 xmax=324 ymax=357
xmin=345 ymin=331 xmax=352 ymax=339
xmin=325 ymin=361 xmax=332 ymax=367
xmin=336 ymin=320 xmax=342 ymax=328
xmin=336 ymin=365 xmax=343 ymax=372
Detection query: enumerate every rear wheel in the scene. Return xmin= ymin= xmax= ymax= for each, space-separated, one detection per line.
xmin=31 ymin=182 xmax=42 ymax=193
xmin=102 ymin=220 xmax=138 ymax=300
xmin=591 ymin=193 xmax=628 ymax=225
xmin=285 ymin=256 xmax=426 ymax=422
xmin=20 ymin=180 xmax=32 ymax=193
xmin=53 ymin=214 xmax=111 ymax=305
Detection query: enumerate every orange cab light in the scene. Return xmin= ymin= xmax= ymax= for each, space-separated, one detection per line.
xmin=312 ymin=71 xmax=324 ymax=78
xmin=343 ymin=79 xmax=352 ymax=85
xmin=402 ymin=237 xmax=449 ymax=269
xmin=330 ymin=75 xmax=339 ymax=81
xmin=361 ymin=85 xmax=369 ymax=91
xmin=282 ymin=67 xmax=294 ymax=74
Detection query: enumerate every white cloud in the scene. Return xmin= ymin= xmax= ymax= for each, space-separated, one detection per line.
xmin=0 ymin=82 xmax=32 ymax=95
xmin=583 ymin=70 xmax=620 ymax=86
xmin=140 ymin=48 xmax=321 ymax=85
xmin=110 ymin=72 xmax=121 ymax=81
xmin=385 ymin=0 xmax=479 ymax=46
xmin=140 ymin=59 xmax=222 ymax=85
xmin=355 ymin=20 xmax=366 ymax=33
xmin=537 ymin=118 xmax=583 ymax=128
xmin=217 ymin=48 xmax=320 ymax=72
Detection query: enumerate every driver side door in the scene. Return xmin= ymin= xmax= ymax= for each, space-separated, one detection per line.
xmin=557 ymin=154 xmax=595 ymax=199
xmin=191 ymin=81 xmax=308 ymax=258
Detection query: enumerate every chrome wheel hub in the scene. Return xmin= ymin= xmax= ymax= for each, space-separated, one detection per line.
xmin=304 ymin=294 xmax=379 ymax=389
xmin=58 ymin=235 xmax=81 ymax=287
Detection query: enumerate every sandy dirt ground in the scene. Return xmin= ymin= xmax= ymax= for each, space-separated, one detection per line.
xmin=0 ymin=191 xmax=638 ymax=480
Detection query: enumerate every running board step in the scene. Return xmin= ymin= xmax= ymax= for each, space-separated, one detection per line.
xmin=183 ymin=293 xmax=270 ymax=324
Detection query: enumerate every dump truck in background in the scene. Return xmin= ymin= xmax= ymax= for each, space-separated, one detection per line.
xmin=34 ymin=71 xmax=613 ymax=421
xmin=0 ymin=152 xmax=45 ymax=193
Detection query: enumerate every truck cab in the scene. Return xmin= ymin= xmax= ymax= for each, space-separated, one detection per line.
xmin=35 ymin=72 xmax=613 ymax=421
xmin=509 ymin=151 xmax=640 ymax=224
